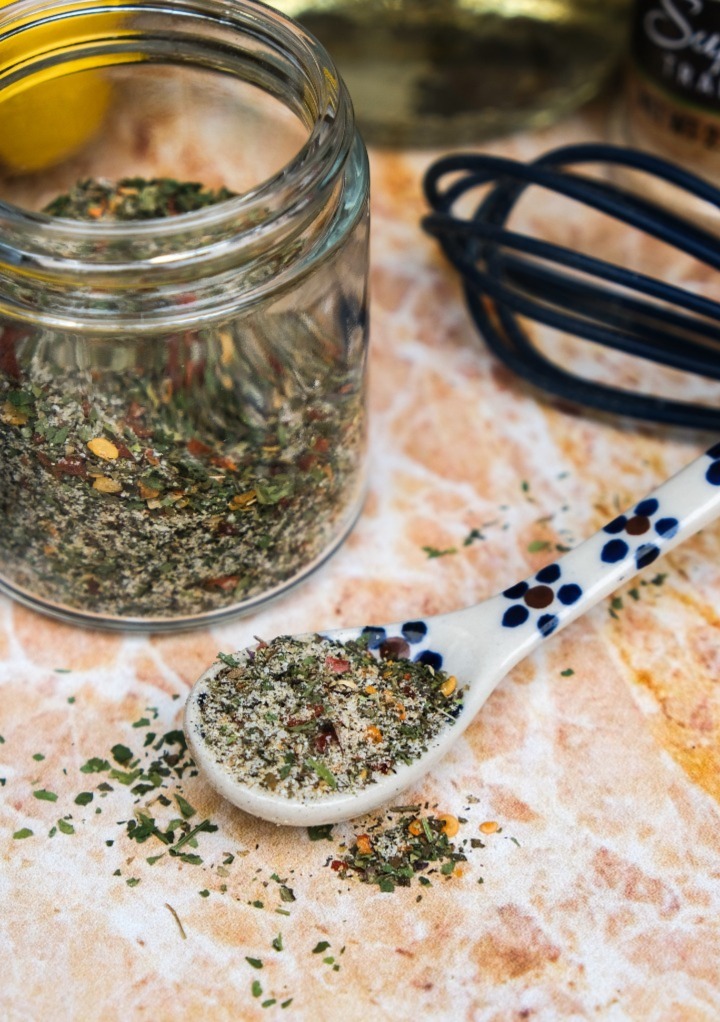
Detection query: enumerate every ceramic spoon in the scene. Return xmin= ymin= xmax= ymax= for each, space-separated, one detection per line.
xmin=185 ymin=441 xmax=720 ymax=826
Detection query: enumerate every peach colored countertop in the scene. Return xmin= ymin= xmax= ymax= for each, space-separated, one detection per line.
xmin=3 ymin=111 xmax=720 ymax=1021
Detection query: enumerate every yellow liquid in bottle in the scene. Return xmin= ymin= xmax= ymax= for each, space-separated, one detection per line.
xmin=0 ymin=4 xmax=119 ymax=172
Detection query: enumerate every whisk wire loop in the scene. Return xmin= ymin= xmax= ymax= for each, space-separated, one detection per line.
xmin=423 ymin=143 xmax=720 ymax=429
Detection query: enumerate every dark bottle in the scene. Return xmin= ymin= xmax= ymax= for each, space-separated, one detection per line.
xmin=622 ymin=0 xmax=720 ymax=182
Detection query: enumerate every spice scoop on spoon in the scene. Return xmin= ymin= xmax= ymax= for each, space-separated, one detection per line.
xmin=185 ymin=442 xmax=720 ymax=827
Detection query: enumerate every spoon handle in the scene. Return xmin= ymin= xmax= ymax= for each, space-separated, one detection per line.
xmin=458 ymin=441 xmax=720 ymax=683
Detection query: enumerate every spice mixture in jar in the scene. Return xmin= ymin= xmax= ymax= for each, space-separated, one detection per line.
xmin=193 ymin=635 xmax=463 ymax=801
xmin=0 ymin=0 xmax=369 ymax=630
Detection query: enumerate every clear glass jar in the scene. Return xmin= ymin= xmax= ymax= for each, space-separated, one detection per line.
xmin=0 ymin=0 xmax=369 ymax=631
xmin=269 ymin=0 xmax=633 ymax=147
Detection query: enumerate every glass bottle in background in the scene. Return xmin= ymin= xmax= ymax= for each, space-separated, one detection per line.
xmin=620 ymin=0 xmax=720 ymax=185
xmin=269 ymin=0 xmax=633 ymax=146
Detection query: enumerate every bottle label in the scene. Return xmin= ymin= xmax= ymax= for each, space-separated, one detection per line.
xmin=632 ymin=0 xmax=720 ymax=113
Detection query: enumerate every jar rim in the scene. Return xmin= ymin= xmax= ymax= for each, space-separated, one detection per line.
xmin=0 ymin=0 xmax=354 ymax=264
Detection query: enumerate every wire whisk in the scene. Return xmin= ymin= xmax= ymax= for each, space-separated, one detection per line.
xmin=422 ymin=142 xmax=720 ymax=431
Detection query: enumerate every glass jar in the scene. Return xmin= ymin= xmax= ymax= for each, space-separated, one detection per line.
xmin=269 ymin=0 xmax=633 ymax=147
xmin=0 ymin=0 xmax=369 ymax=631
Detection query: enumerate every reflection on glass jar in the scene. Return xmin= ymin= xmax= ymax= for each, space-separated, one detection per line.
xmin=0 ymin=0 xmax=369 ymax=631
xmin=270 ymin=0 xmax=633 ymax=146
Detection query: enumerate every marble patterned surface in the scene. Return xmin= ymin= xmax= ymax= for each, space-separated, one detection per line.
xmin=3 ymin=108 xmax=720 ymax=1020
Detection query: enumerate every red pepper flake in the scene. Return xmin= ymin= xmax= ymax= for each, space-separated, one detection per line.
xmin=213 ymin=521 xmax=238 ymax=537
xmin=0 ymin=325 xmax=24 ymax=380
xmin=324 ymin=656 xmax=351 ymax=674
xmin=55 ymin=456 xmax=87 ymax=479
xmin=187 ymin=438 xmax=212 ymax=458
xmin=210 ymin=454 xmax=237 ymax=472
xmin=123 ymin=404 xmax=154 ymax=436
xmin=127 ymin=422 xmax=153 ymax=439
xmin=314 ymin=733 xmax=331 ymax=753
xmin=203 ymin=574 xmax=240 ymax=591
xmin=297 ymin=453 xmax=316 ymax=472
xmin=114 ymin=441 xmax=135 ymax=461
xmin=268 ymin=354 xmax=284 ymax=377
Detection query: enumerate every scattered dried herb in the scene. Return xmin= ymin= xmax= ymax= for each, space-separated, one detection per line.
xmin=329 ymin=811 xmax=467 ymax=890
xmin=527 ymin=539 xmax=552 ymax=553
xmin=165 ymin=902 xmax=187 ymax=940
xmin=33 ymin=789 xmax=58 ymax=801
xmin=307 ymin=824 xmax=334 ymax=841
xmin=196 ymin=634 xmax=463 ymax=800
xmin=422 ymin=545 xmax=457 ymax=558
xmin=0 ymin=177 xmax=365 ymax=621
xmin=175 ymin=794 xmax=197 ymax=819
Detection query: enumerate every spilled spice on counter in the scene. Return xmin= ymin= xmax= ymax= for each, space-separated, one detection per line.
xmin=6 ymin=679 xmax=499 ymax=1011
xmin=195 ymin=634 xmax=464 ymax=799
xmin=329 ymin=809 xmax=469 ymax=892
xmin=0 ymin=177 xmax=365 ymax=619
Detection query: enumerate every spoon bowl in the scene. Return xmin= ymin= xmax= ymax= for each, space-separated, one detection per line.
xmin=185 ymin=441 xmax=720 ymax=825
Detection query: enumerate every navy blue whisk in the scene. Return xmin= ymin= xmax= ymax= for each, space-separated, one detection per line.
xmin=422 ymin=143 xmax=720 ymax=431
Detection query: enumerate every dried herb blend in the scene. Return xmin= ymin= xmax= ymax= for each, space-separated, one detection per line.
xmin=195 ymin=635 xmax=463 ymax=799
xmin=0 ymin=178 xmax=365 ymax=620
xmin=329 ymin=810 xmax=467 ymax=891
xmin=42 ymin=177 xmax=236 ymax=220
